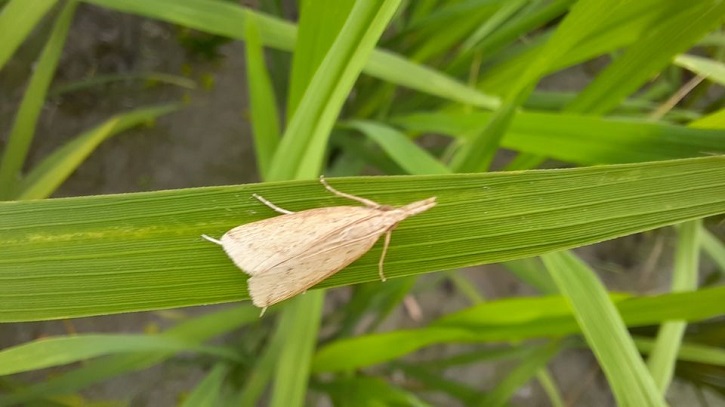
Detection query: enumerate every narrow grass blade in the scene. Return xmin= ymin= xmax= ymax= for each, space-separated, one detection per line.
xmin=0 ymin=1 xmax=77 ymax=199
xmin=479 ymin=342 xmax=561 ymax=407
xmin=312 ymin=285 xmax=725 ymax=372
xmin=647 ymin=220 xmax=701 ymax=392
xmin=344 ymin=120 xmax=451 ymax=175
xmin=268 ymin=0 xmax=402 ymax=180
xmin=0 ymin=306 xmax=258 ymax=405
xmin=675 ymin=54 xmax=725 ymax=86
xmin=0 ymin=0 xmax=57 ymax=69
xmin=180 ymin=364 xmax=229 ymax=407
xmin=0 ymin=334 xmax=237 ymax=376
xmin=393 ymin=111 xmax=725 ymax=165
xmin=16 ymin=104 xmax=180 ymax=200
xmin=244 ymin=12 xmax=280 ymax=179
xmin=542 ymin=251 xmax=666 ymax=407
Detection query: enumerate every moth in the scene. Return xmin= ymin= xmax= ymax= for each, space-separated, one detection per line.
xmin=202 ymin=176 xmax=436 ymax=312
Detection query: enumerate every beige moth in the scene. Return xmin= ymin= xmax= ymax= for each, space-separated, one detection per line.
xmin=202 ymin=176 xmax=436 ymax=312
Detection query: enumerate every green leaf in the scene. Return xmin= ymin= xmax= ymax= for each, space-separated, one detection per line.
xmin=0 ymin=305 xmax=257 ymax=405
xmin=675 ymin=54 xmax=725 ymax=86
xmin=181 ymin=364 xmax=229 ymax=407
xmin=320 ymin=376 xmax=432 ymax=407
xmin=0 ymin=156 xmax=723 ymax=321
xmin=16 ymin=104 xmax=180 ymax=200
xmin=480 ymin=342 xmax=561 ymax=407
xmin=0 ymin=0 xmax=57 ymax=70
xmin=344 ymin=120 xmax=451 ymax=175
xmin=244 ymin=12 xmax=280 ymax=179
xmin=542 ymin=251 xmax=665 ymax=407
xmin=311 ymin=285 xmax=725 ymax=372
xmin=646 ymin=220 xmax=701 ymax=392
xmin=393 ymin=111 xmax=725 ymax=165
xmin=0 ymin=1 xmax=77 ymax=199
xmin=567 ymin=1 xmax=725 ymax=114
xmin=0 ymin=334 xmax=237 ymax=376
xmin=267 ymin=0 xmax=402 ymax=180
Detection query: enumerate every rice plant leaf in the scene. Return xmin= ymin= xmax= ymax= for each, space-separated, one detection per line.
xmin=16 ymin=104 xmax=180 ymax=200
xmin=0 ymin=1 xmax=77 ymax=199
xmin=0 ymin=156 xmax=722 ymax=321
xmin=0 ymin=334 xmax=239 ymax=376
xmin=393 ymin=111 xmax=725 ymax=165
xmin=542 ymin=250 xmax=665 ymax=406
xmin=0 ymin=0 xmax=57 ymax=69
xmin=311 ymin=285 xmax=725 ymax=372
xmin=0 ymin=305 xmax=257 ymax=405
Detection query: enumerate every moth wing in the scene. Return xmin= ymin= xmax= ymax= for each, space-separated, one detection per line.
xmin=219 ymin=206 xmax=379 ymax=276
xmin=246 ymin=235 xmax=381 ymax=307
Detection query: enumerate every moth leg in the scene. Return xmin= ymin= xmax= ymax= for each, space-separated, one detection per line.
xmin=320 ymin=175 xmax=381 ymax=208
xmin=378 ymin=230 xmax=392 ymax=282
xmin=201 ymin=234 xmax=222 ymax=245
xmin=253 ymin=193 xmax=294 ymax=214
xmin=259 ymin=307 xmax=267 ymax=317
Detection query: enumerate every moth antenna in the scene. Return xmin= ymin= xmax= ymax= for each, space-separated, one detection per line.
xmin=378 ymin=230 xmax=391 ymax=282
xmin=253 ymin=193 xmax=294 ymax=214
xmin=201 ymin=234 xmax=223 ymax=245
xmin=319 ymin=175 xmax=381 ymax=208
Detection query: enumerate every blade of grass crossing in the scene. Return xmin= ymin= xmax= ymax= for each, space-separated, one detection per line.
xmin=16 ymin=104 xmax=179 ymax=200
xmin=0 ymin=0 xmax=58 ymax=69
xmin=0 ymin=1 xmax=77 ymax=199
xmin=567 ymin=2 xmax=725 ymax=114
xmin=244 ymin=11 xmax=281 ymax=179
xmin=267 ymin=0 xmax=402 ymax=180
xmin=542 ymin=251 xmax=666 ymax=407
xmin=269 ymin=294 xmax=325 ymax=407
xmin=0 ymin=306 xmax=257 ymax=406
xmin=646 ymin=220 xmax=701 ymax=392
xmin=180 ymin=364 xmax=229 ymax=407
xmin=479 ymin=342 xmax=561 ymax=407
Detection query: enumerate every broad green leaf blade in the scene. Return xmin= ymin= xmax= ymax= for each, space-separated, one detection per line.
xmin=0 ymin=0 xmax=57 ymax=69
xmin=646 ymin=220 xmax=701 ymax=392
xmin=345 ymin=120 xmax=451 ymax=175
xmin=0 ymin=1 xmax=77 ymax=199
xmin=0 ymin=305 xmax=257 ymax=406
xmin=0 ymin=334 xmax=237 ymax=376
xmin=393 ymin=111 xmax=725 ymax=165
xmin=311 ymin=285 xmax=725 ymax=372
xmin=16 ymin=104 xmax=180 ymax=200
xmin=542 ymin=251 xmax=665 ymax=407
xmin=0 ymin=157 xmax=723 ymax=321
xmin=244 ymin=12 xmax=280 ymax=179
